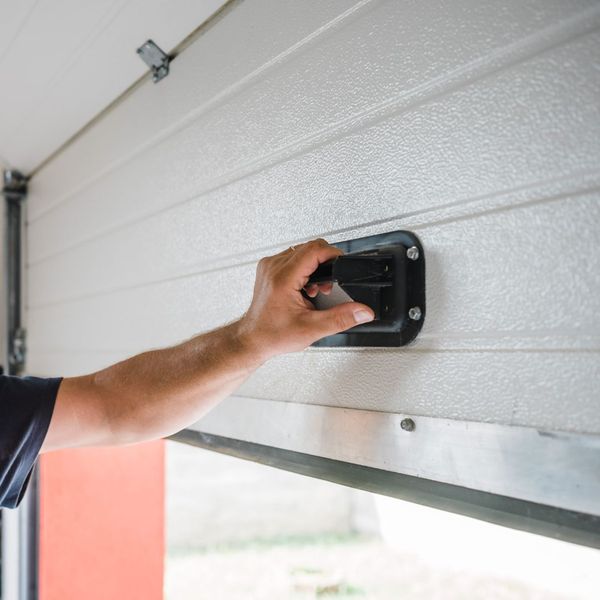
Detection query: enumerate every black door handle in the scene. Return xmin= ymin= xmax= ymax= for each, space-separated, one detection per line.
xmin=305 ymin=230 xmax=425 ymax=347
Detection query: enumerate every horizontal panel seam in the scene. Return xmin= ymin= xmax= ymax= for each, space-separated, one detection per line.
xmin=23 ymin=347 xmax=600 ymax=355
xmin=27 ymin=3 xmax=600 ymax=256
xmin=191 ymin=396 xmax=600 ymax=435
xmin=0 ymin=0 xmax=41 ymax=72
xmin=3 ymin=0 xmax=129 ymax=144
xmin=25 ymin=170 xmax=600 ymax=309
xmin=27 ymin=0 xmax=375 ymax=223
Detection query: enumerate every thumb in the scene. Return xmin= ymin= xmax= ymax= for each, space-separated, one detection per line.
xmin=307 ymin=302 xmax=374 ymax=339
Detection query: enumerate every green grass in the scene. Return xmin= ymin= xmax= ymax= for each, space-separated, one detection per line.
xmin=168 ymin=531 xmax=374 ymax=557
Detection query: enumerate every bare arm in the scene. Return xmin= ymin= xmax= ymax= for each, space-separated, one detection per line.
xmin=42 ymin=239 xmax=374 ymax=451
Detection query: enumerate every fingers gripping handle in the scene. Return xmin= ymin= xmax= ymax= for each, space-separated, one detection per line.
xmin=308 ymin=253 xmax=394 ymax=287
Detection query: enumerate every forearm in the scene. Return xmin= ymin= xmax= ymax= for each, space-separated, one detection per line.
xmin=96 ymin=319 xmax=264 ymax=444
xmin=45 ymin=320 xmax=264 ymax=450
xmin=43 ymin=239 xmax=373 ymax=452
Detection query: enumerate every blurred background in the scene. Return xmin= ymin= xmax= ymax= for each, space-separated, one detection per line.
xmin=165 ymin=442 xmax=600 ymax=600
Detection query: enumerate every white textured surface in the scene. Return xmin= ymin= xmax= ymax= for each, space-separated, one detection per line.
xmin=0 ymin=0 xmax=226 ymax=172
xmin=26 ymin=0 xmax=600 ymax=435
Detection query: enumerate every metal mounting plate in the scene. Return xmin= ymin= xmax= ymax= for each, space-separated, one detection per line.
xmin=136 ymin=39 xmax=170 ymax=83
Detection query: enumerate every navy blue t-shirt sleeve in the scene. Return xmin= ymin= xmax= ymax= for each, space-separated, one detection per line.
xmin=0 ymin=375 xmax=61 ymax=508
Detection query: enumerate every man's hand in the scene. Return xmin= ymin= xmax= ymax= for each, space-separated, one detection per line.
xmin=239 ymin=238 xmax=374 ymax=360
xmin=43 ymin=239 xmax=374 ymax=451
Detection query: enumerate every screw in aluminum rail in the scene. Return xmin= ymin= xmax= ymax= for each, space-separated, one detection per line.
xmin=408 ymin=306 xmax=422 ymax=321
xmin=406 ymin=246 xmax=419 ymax=261
xmin=401 ymin=418 xmax=416 ymax=432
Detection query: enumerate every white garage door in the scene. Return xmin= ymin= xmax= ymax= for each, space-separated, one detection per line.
xmin=25 ymin=0 xmax=600 ymax=545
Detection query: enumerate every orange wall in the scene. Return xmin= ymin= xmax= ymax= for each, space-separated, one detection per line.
xmin=39 ymin=441 xmax=165 ymax=600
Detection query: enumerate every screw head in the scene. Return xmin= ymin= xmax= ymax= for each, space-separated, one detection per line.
xmin=401 ymin=418 xmax=415 ymax=432
xmin=408 ymin=306 xmax=422 ymax=321
xmin=406 ymin=246 xmax=419 ymax=261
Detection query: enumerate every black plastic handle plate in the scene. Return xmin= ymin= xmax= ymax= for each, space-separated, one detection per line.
xmin=308 ymin=230 xmax=425 ymax=347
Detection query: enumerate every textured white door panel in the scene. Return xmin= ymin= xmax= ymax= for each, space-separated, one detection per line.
xmin=27 ymin=347 xmax=600 ymax=435
xmin=26 ymin=189 xmax=600 ymax=433
xmin=0 ymin=0 xmax=227 ymax=172
xmin=27 ymin=192 xmax=600 ymax=348
xmin=26 ymin=0 xmax=600 ymax=449
xmin=27 ymin=29 xmax=600 ymax=300
xmin=27 ymin=2 xmax=600 ymax=263
xmin=27 ymin=0 xmax=367 ymax=221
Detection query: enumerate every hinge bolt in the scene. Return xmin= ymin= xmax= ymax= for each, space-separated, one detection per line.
xmin=406 ymin=246 xmax=419 ymax=261
xmin=401 ymin=418 xmax=416 ymax=432
xmin=408 ymin=306 xmax=422 ymax=321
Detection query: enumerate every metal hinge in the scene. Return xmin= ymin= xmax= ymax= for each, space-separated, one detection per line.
xmin=136 ymin=39 xmax=171 ymax=83
xmin=9 ymin=327 xmax=26 ymax=374
xmin=2 ymin=169 xmax=28 ymax=203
